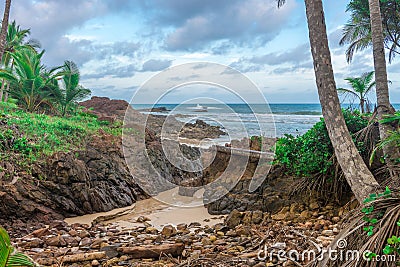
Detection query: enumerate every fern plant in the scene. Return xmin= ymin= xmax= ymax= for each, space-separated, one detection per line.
xmin=0 ymin=227 xmax=37 ymax=267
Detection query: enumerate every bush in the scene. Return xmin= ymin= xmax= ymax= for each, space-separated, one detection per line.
xmin=275 ymin=109 xmax=369 ymax=177
xmin=0 ymin=105 xmax=122 ymax=162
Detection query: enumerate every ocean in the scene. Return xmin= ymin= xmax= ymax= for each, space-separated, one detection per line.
xmin=132 ymin=103 xmax=400 ymax=143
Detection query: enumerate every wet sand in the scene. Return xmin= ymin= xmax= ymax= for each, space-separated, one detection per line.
xmin=65 ymin=187 xmax=225 ymax=229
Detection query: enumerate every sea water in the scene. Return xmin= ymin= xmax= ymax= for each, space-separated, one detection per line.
xmin=133 ymin=103 xmax=400 ymax=142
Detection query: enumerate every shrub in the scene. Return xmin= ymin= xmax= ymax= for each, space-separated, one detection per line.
xmin=275 ymin=109 xmax=369 ymax=177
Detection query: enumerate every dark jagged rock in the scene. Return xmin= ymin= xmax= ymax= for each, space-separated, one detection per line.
xmin=79 ymin=96 xmax=142 ymax=122
xmin=179 ymin=119 xmax=226 ymax=140
xmin=0 ymin=132 xmax=147 ymax=234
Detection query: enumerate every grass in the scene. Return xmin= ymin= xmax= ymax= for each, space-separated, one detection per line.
xmin=0 ymin=102 xmax=122 ymax=163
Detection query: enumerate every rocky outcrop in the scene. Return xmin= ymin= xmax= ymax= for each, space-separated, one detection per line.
xmin=0 ymin=133 xmax=147 ymax=230
xmin=79 ymin=96 xmax=143 ymax=122
xmin=179 ymin=119 xmax=226 ymax=140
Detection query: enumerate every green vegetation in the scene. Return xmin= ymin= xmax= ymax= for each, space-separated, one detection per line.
xmin=0 ymin=22 xmax=90 ymax=116
xmin=275 ymin=109 xmax=369 ymax=177
xmin=340 ymin=0 xmax=400 ymax=63
xmin=371 ymin=111 xmax=400 ymax=164
xmin=0 ymin=226 xmax=37 ymax=266
xmin=337 ymin=71 xmax=376 ymax=113
xmin=0 ymin=102 xmax=121 ymax=163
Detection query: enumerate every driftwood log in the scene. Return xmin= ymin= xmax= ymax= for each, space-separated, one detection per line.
xmin=36 ymin=251 xmax=107 ymax=265
xmin=118 ymin=243 xmax=185 ymax=259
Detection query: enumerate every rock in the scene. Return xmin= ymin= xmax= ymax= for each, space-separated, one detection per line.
xmin=225 ymin=209 xmax=243 ymax=229
xmin=201 ymin=237 xmax=212 ymax=246
xmin=189 ymin=222 xmax=201 ymax=227
xmin=20 ymin=238 xmax=43 ymax=248
xmin=161 ymin=225 xmax=177 ymax=237
xmin=216 ymin=231 xmax=224 ymax=237
xmin=176 ymin=223 xmax=187 ymax=231
xmin=78 ymin=230 xmax=91 ymax=238
xmin=100 ymin=244 xmax=121 ymax=258
xmin=91 ymin=259 xmax=100 ymax=266
xmin=300 ymin=210 xmax=312 ymax=219
xmin=31 ymin=228 xmax=50 ymax=238
xmin=271 ymin=212 xmax=287 ymax=221
xmin=235 ymin=225 xmax=251 ymax=236
xmin=309 ymin=201 xmax=320 ymax=210
xmin=145 ymin=227 xmax=158 ymax=234
xmin=252 ymin=211 xmax=264 ymax=224
xmin=321 ymin=230 xmax=334 ymax=236
xmin=209 ymin=235 xmax=217 ymax=242
xmin=44 ymin=235 xmax=65 ymax=247
xmin=136 ymin=216 xmax=150 ymax=223
xmin=79 ymin=237 xmax=92 ymax=247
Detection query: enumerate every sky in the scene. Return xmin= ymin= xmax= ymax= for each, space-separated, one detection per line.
xmin=3 ymin=0 xmax=400 ymax=103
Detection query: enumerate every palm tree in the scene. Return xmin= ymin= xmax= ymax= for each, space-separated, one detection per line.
xmin=0 ymin=48 xmax=61 ymax=112
xmin=277 ymin=0 xmax=380 ymax=202
xmin=0 ymin=21 xmax=40 ymax=101
xmin=0 ymin=0 xmax=12 ymax=62
xmin=368 ymin=0 xmax=400 ymax=180
xmin=53 ymin=61 xmax=91 ymax=116
xmin=337 ymin=71 xmax=375 ymax=113
xmin=340 ymin=0 xmax=400 ymax=63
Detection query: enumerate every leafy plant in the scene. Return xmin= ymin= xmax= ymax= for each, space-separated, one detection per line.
xmin=361 ymin=187 xmax=392 ymax=236
xmin=0 ymin=48 xmax=61 ymax=112
xmin=52 ymin=61 xmax=91 ymax=116
xmin=275 ymin=109 xmax=369 ymax=177
xmin=337 ymin=71 xmax=375 ymax=113
xmin=0 ymin=226 xmax=37 ymax=266
xmin=370 ymin=111 xmax=400 ymax=165
xmin=0 ymin=104 xmax=121 ymax=163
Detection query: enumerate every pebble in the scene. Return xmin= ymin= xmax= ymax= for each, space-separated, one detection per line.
xmin=12 ymin=207 xmax=341 ymax=267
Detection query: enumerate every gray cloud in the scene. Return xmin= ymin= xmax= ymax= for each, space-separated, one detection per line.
xmin=249 ymin=44 xmax=311 ymax=66
xmin=141 ymin=59 xmax=173 ymax=72
xmin=82 ymin=62 xmax=136 ymax=80
xmin=230 ymin=43 xmax=312 ymax=73
xmin=141 ymin=0 xmax=297 ymax=51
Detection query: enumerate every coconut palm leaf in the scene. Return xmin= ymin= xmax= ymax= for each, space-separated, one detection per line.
xmin=340 ymin=0 xmax=400 ymax=63
xmin=337 ymin=71 xmax=375 ymax=113
xmin=0 ymin=227 xmax=36 ymax=267
xmin=54 ymin=60 xmax=91 ymax=116
xmin=337 ymin=87 xmax=361 ymax=99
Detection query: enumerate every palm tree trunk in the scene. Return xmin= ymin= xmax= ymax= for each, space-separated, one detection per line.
xmin=368 ymin=0 xmax=400 ymax=181
xmin=4 ymin=81 xmax=9 ymax=102
xmin=4 ymin=59 xmax=13 ymax=102
xmin=304 ymin=0 xmax=380 ymax=203
xmin=0 ymin=78 xmax=4 ymax=101
xmin=0 ymin=0 xmax=11 ymax=62
xmin=360 ymin=98 xmax=365 ymax=113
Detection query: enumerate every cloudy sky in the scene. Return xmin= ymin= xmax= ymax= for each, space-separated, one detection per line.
xmin=4 ymin=0 xmax=400 ymax=103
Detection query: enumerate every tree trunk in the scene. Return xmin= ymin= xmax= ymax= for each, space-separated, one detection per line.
xmin=0 ymin=0 xmax=11 ymax=62
xmin=304 ymin=0 xmax=380 ymax=203
xmin=0 ymin=78 xmax=4 ymax=101
xmin=368 ymin=0 xmax=400 ymax=181
xmin=360 ymin=98 xmax=365 ymax=113
xmin=3 ymin=81 xmax=8 ymax=102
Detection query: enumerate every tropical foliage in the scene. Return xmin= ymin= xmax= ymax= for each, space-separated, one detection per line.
xmin=0 ymin=102 xmax=121 ymax=162
xmin=0 ymin=21 xmax=90 ymax=116
xmin=340 ymin=0 xmax=400 ymax=63
xmin=53 ymin=61 xmax=91 ymax=116
xmin=337 ymin=71 xmax=376 ymax=113
xmin=275 ymin=110 xmax=370 ymax=177
xmin=0 ymin=226 xmax=37 ymax=266
xmin=0 ymin=21 xmax=40 ymax=102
